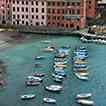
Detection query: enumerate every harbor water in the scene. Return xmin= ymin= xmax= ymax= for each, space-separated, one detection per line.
xmin=0 ymin=34 xmax=106 ymax=106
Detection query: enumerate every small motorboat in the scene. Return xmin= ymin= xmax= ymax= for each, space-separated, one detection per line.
xmin=21 ymin=94 xmax=35 ymax=100
xmin=42 ymin=47 xmax=54 ymax=52
xmin=41 ymin=40 xmax=51 ymax=44
xmin=43 ymin=97 xmax=56 ymax=104
xmin=76 ymin=93 xmax=92 ymax=99
xmin=27 ymin=76 xmax=43 ymax=82
xmin=77 ymin=99 xmax=94 ymax=105
xmin=34 ymin=63 xmax=43 ymax=67
xmin=54 ymin=64 xmax=67 ymax=68
xmin=45 ymin=85 xmax=63 ymax=92
xmin=34 ymin=56 xmax=45 ymax=60
xmin=76 ymin=71 xmax=89 ymax=76
xmin=32 ymin=72 xmax=46 ymax=77
xmin=53 ymin=78 xmax=63 ymax=83
xmin=74 ymin=59 xmax=87 ymax=64
xmin=52 ymin=73 xmax=64 ymax=79
xmin=25 ymin=80 xmax=41 ymax=86
xmin=74 ymin=73 xmax=88 ymax=81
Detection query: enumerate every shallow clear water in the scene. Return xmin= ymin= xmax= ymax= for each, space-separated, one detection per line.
xmin=0 ymin=35 xmax=106 ymax=106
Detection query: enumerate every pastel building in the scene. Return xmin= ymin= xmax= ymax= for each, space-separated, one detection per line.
xmin=0 ymin=0 xmax=11 ymax=24
xmin=11 ymin=0 xmax=47 ymax=26
xmin=47 ymin=0 xmax=96 ymax=29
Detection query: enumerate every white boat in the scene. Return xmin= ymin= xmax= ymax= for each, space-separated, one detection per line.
xmin=42 ymin=47 xmax=54 ymax=52
xmin=27 ymin=76 xmax=43 ymax=82
xmin=34 ymin=56 xmax=45 ymax=60
xmin=41 ymin=40 xmax=51 ymax=44
xmin=53 ymin=78 xmax=63 ymax=83
xmin=43 ymin=98 xmax=56 ymax=103
xmin=52 ymin=73 xmax=64 ymax=79
xmin=45 ymin=85 xmax=63 ymax=92
xmin=76 ymin=93 xmax=92 ymax=99
xmin=21 ymin=94 xmax=35 ymax=100
xmin=77 ymin=99 xmax=94 ymax=105
xmin=74 ymin=73 xmax=88 ymax=80
xmin=75 ymin=71 xmax=89 ymax=76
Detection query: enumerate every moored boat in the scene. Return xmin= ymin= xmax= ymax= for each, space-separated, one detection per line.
xmin=32 ymin=72 xmax=46 ymax=77
xmin=21 ymin=94 xmax=35 ymax=100
xmin=76 ymin=93 xmax=92 ymax=99
xmin=43 ymin=97 xmax=56 ymax=104
xmin=25 ymin=80 xmax=41 ymax=86
xmin=45 ymin=85 xmax=63 ymax=92
xmin=74 ymin=72 xmax=88 ymax=81
xmin=77 ymin=99 xmax=94 ymax=105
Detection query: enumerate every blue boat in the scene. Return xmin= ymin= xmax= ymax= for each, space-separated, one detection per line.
xmin=74 ymin=64 xmax=87 ymax=68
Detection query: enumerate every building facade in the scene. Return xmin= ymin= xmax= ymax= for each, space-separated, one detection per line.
xmin=0 ymin=0 xmax=11 ymax=25
xmin=47 ymin=0 xmax=96 ymax=29
xmin=11 ymin=0 xmax=47 ymax=26
xmin=97 ymin=0 xmax=106 ymax=24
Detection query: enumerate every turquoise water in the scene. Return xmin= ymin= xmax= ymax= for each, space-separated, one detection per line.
xmin=0 ymin=35 xmax=106 ymax=106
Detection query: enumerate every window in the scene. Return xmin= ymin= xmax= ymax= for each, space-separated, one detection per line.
xmin=36 ymin=1 xmax=38 ymax=5
xmin=57 ymin=9 xmax=60 ymax=14
xmin=36 ymin=8 xmax=38 ymax=12
xmin=72 ymin=10 xmax=75 ymax=14
xmin=26 ymin=15 xmax=28 ymax=19
xmin=42 ymin=8 xmax=44 ymax=13
xmin=13 ymin=7 xmax=15 ymax=11
xmin=67 ymin=2 xmax=70 ymax=6
xmin=89 ymin=1 xmax=91 ymax=4
xmin=36 ymin=15 xmax=38 ymax=19
xmin=22 ymin=15 xmax=24 ymax=19
xmin=22 ymin=1 xmax=24 ymax=5
xmin=32 ymin=15 xmax=34 ymax=19
xmin=47 ymin=16 xmax=50 ymax=19
xmin=41 ymin=22 xmax=43 ymax=25
xmin=70 ymin=24 xmax=74 ymax=27
xmin=52 ymin=2 xmax=55 ymax=6
xmin=42 ymin=2 xmax=44 ymax=5
xmin=17 ymin=20 xmax=19 ymax=24
xmin=72 ymin=2 xmax=75 ymax=6
xmin=77 ymin=9 xmax=80 ymax=14
xmin=57 ymin=16 xmax=60 ymax=20
xmin=48 ymin=2 xmax=51 ymax=6
xmin=22 ymin=21 xmax=24 ymax=24
xmin=62 ymin=2 xmax=65 ymax=6
xmin=62 ymin=9 xmax=64 ymax=14
xmin=17 ymin=14 xmax=20 ymax=19
xmin=26 ymin=21 xmax=28 ymax=25
xmin=17 ymin=7 xmax=19 ymax=12
xmin=48 ymin=9 xmax=51 ymax=13
xmin=89 ymin=6 xmax=91 ymax=9
xmin=13 ymin=0 xmax=15 ymax=4
xmin=77 ymin=2 xmax=80 ymax=6
xmin=31 ymin=1 xmax=34 ymax=5
xmin=21 ymin=7 xmax=24 ymax=12
xmin=17 ymin=1 xmax=19 ymax=4
xmin=52 ymin=9 xmax=55 ymax=13
xmin=57 ymin=2 xmax=60 ymax=6
xmin=36 ymin=22 xmax=39 ymax=26
xmin=26 ymin=7 xmax=28 ymax=12
xmin=42 ymin=15 xmax=44 ymax=19
xmin=13 ymin=15 xmax=15 ymax=19
xmin=13 ymin=21 xmax=15 ymax=24
xmin=26 ymin=1 xmax=28 ymax=5
xmin=32 ymin=8 xmax=34 ymax=12
xmin=69 ymin=10 xmax=71 ymax=14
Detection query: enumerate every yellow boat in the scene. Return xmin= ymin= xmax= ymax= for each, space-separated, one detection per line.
xmin=55 ymin=64 xmax=67 ymax=68
xmin=74 ymin=59 xmax=87 ymax=64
